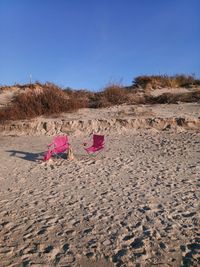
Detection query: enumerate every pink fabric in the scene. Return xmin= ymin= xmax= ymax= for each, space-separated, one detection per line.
xmin=43 ymin=136 xmax=69 ymax=161
xmin=43 ymin=150 xmax=52 ymax=161
xmin=85 ymin=134 xmax=104 ymax=154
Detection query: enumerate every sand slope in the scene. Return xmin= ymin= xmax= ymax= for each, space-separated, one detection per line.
xmin=0 ymin=131 xmax=199 ymax=266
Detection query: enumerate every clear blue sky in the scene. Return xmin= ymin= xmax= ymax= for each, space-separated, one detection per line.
xmin=0 ymin=0 xmax=199 ymax=91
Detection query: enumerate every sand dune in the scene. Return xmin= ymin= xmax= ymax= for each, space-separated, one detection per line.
xmin=0 ymin=129 xmax=199 ymax=266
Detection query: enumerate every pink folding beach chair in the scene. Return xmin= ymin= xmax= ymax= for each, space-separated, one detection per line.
xmin=43 ymin=135 xmax=69 ymax=161
xmin=84 ymin=134 xmax=105 ymax=155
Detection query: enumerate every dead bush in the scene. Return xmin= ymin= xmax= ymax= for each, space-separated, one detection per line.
xmin=133 ymin=74 xmax=200 ymax=89
xmin=64 ymin=89 xmax=93 ymax=108
xmin=146 ymin=90 xmax=200 ymax=104
xmin=0 ymin=85 xmax=83 ymax=121
xmin=103 ymin=85 xmax=130 ymax=105
xmin=1 ymin=79 xmax=199 ymax=121
xmin=88 ymin=84 xmax=132 ymax=108
xmin=89 ymin=93 xmax=111 ymax=108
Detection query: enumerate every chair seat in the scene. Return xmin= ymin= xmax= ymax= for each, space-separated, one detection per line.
xmin=84 ymin=134 xmax=105 ymax=155
xmin=85 ymin=145 xmax=104 ymax=153
xmin=43 ymin=135 xmax=69 ymax=161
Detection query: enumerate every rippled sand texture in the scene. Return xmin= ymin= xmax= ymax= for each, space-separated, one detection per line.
xmin=0 ymin=132 xmax=200 ymax=266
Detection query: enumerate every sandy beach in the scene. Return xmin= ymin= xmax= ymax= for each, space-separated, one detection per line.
xmin=1 ymin=0 xmax=200 ymax=264
xmin=0 ymin=127 xmax=199 ymax=266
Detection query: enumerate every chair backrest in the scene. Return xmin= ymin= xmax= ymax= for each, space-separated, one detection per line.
xmin=53 ymin=136 xmax=68 ymax=147
xmin=93 ymin=134 xmax=104 ymax=148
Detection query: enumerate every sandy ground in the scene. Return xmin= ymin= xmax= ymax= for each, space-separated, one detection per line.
xmin=0 ymin=130 xmax=200 ymax=267
xmin=42 ymin=102 xmax=200 ymax=121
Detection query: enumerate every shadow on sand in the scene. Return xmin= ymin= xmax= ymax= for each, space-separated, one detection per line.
xmin=6 ymin=150 xmax=44 ymax=162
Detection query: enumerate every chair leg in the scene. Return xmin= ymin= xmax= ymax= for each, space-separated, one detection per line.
xmin=95 ymin=150 xmax=103 ymax=157
xmin=87 ymin=149 xmax=104 ymax=158
xmin=53 ymin=153 xmax=64 ymax=160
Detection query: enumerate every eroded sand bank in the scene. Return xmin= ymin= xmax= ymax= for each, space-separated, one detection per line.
xmin=1 ymin=103 xmax=200 ymax=136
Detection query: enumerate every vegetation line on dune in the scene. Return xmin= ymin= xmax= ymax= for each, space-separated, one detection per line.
xmin=0 ymin=74 xmax=200 ymax=121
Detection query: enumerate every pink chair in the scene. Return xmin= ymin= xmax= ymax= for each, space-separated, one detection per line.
xmin=84 ymin=134 xmax=105 ymax=155
xmin=43 ymin=135 xmax=69 ymax=161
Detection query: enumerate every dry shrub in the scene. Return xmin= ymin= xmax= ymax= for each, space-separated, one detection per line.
xmin=88 ymin=84 xmax=132 ymax=108
xmin=0 ymin=85 xmax=82 ymax=121
xmin=173 ymin=75 xmax=200 ymax=87
xmin=179 ymin=90 xmax=200 ymax=102
xmin=103 ymin=84 xmax=130 ymax=104
xmin=0 ymin=105 xmax=20 ymax=122
xmin=89 ymin=93 xmax=111 ymax=108
xmin=64 ymin=88 xmax=93 ymax=108
xmin=146 ymin=90 xmax=200 ymax=104
xmin=1 ymin=79 xmax=199 ymax=121
xmin=126 ymin=93 xmax=146 ymax=105
xmin=133 ymin=74 xmax=200 ymax=90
